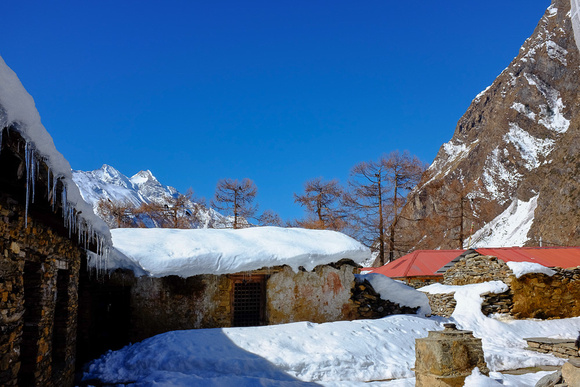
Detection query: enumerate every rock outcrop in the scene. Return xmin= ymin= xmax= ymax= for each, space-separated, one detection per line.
xmin=398 ymin=0 xmax=580 ymax=251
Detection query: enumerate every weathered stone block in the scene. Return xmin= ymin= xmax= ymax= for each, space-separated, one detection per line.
xmin=415 ymin=324 xmax=488 ymax=387
xmin=534 ymin=370 xmax=562 ymax=387
xmin=562 ymin=359 xmax=580 ymax=386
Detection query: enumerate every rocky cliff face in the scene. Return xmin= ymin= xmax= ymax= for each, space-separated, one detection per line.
xmin=399 ymin=0 xmax=580 ymax=250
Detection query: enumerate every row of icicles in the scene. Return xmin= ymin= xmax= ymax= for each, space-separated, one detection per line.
xmin=16 ymin=134 xmax=111 ymax=268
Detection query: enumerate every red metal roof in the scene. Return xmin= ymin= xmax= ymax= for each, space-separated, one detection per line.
xmin=476 ymin=246 xmax=580 ymax=269
xmin=368 ymin=250 xmax=467 ymax=278
xmin=368 ymin=246 xmax=580 ymax=278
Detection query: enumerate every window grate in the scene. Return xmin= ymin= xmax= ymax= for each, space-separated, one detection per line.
xmin=232 ymin=281 xmax=263 ymax=327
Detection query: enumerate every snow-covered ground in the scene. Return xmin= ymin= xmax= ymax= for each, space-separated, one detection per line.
xmin=82 ymin=269 xmax=580 ymax=386
xmin=103 ymin=226 xmax=371 ymax=277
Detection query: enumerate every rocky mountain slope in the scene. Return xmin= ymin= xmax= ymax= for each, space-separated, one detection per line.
xmin=72 ymin=164 xmax=231 ymax=229
xmin=398 ymin=0 xmax=580 ymax=250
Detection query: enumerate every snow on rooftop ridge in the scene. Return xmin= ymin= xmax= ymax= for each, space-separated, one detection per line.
xmin=0 ymin=55 xmax=111 ymax=250
xmin=110 ymin=226 xmax=371 ymax=277
xmin=506 ymin=261 xmax=556 ymax=278
xmin=470 ymin=195 xmax=538 ymax=248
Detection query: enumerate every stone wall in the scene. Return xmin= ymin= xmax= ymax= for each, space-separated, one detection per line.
xmin=0 ymin=196 xmax=82 ymax=387
xmin=425 ymin=293 xmax=457 ymax=318
xmin=481 ymin=291 xmax=512 ymax=316
xmin=351 ymin=278 xmax=420 ymax=318
xmin=426 ymin=254 xmax=580 ymax=320
xmin=510 ymin=268 xmax=580 ymax=319
xmin=443 ymin=254 xmax=513 ymax=285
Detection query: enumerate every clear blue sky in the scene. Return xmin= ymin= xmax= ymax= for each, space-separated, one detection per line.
xmin=2 ymin=0 xmax=550 ymax=222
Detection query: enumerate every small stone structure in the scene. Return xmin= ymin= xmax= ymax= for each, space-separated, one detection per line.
xmin=525 ymin=338 xmax=580 ymax=359
xmin=425 ymin=253 xmax=580 ymax=320
xmin=425 ymin=293 xmax=457 ymax=318
xmin=415 ymin=323 xmax=489 ymax=387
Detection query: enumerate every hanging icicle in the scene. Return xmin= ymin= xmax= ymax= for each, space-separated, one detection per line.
xmin=52 ymin=175 xmax=57 ymax=212
xmin=24 ymin=142 xmax=32 ymax=229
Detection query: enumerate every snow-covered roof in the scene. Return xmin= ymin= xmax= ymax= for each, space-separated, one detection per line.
xmin=109 ymin=226 xmax=371 ymax=277
xmin=0 ymin=55 xmax=111 ymax=248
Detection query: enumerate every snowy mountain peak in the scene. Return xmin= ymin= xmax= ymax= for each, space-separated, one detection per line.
xmin=130 ymin=170 xmax=158 ymax=186
xmin=72 ymin=165 xmax=229 ymax=229
xmin=95 ymin=164 xmax=134 ymax=188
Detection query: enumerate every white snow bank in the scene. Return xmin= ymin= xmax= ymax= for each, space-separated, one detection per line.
xmin=110 ymin=226 xmax=371 ymax=277
xmin=0 ymin=55 xmax=110 ymax=244
xmin=464 ymin=367 xmax=554 ymax=386
xmin=360 ymin=273 xmax=431 ymax=316
xmin=421 ymin=281 xmax=580 ymax=372
xmin=83 ymin=315 xmax=442 ymax=385
xmin=506 ymin=261 xmax=556 ymax=278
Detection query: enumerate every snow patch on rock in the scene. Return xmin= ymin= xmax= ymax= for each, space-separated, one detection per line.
xmin=524 ymin=73 xmax=569 ymax=134
xmin=511 ymin=102 xmax=536 ymax=120
xmin=470 ymin=195 xmax=538 ymax=248
xmin=504 ymin=123 xmax=555 ymax=170
xmin=570 ymin=0 xmax=580 ymax=53
xmin=481 ymin=148 xmax=522 ymax=204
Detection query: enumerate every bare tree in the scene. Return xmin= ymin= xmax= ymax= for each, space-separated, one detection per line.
xmin=258 ymin=209 xmax=283 ymax=227
xmin=384 ymin=151 xmax=426 ymax=261
xmin=294 ymin=177 xmax=345 ymax=230
xmin=426 ymin=178 xmax=497 ymax=249
xmin=135 ymin=189 xmax=205 ymax=229
xmin=345 ymin=151 xmax=425 ymax=265
xmin=96 ymin=198 xmax=135 ymax=228
xmin=212 ymin=178 xmax=258 ymax=229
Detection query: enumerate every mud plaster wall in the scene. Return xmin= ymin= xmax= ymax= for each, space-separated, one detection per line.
xmin=129 ymin=274 xmax=232 ymax=342
xmin=266 ymin=264 xmax=358 ymax=324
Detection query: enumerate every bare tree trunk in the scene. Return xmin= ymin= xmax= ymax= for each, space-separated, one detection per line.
xmin=377 ymin=173 xmax=385 ymax=266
